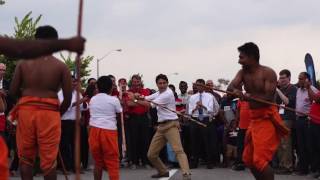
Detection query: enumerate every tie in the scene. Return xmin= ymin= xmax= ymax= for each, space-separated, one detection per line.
xmin=198 ymin=93 xmax=204 ymax=121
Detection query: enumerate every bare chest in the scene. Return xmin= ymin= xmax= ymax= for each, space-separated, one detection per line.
xmin=243 ymin=71 xmax=265 ymax=94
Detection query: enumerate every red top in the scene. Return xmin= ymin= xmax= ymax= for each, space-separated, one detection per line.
xmin=175 ymin=98 xmax=184 ymax=112
xmin=0 ymin=115 xmax=5 ymax=132
xmin=238 ymin=100 xmax=251 ymax=129
xmin=127 ymin=88 xmax=150 ymax=115
xmin=119 ymin=92 xmax=130 ymax=114
xmin=310 ymin=92 xmax=320 ymax=124
xmin=112 ymin=90 xmax=119 ymax=97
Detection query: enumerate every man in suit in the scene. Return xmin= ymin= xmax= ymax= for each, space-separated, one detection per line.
xmin=0 ymin=63 xmax=12 ymax=136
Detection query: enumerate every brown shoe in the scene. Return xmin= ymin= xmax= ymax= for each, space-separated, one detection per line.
xmin=151 ymin=172 xmax=169 ymax=178
xmin=183 ymin=173 xmax=192 ymax=180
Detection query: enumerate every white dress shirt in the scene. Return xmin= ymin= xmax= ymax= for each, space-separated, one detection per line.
xmin=58 ymin=90 xmax=87 ymax=120
xmin=0 ymin=79 xmax=4 ymax=115
xmin=296 ymin=86 xmax=319 ymax=116
xmin=89 ymin=93 xmax=122 ymax=130
xmin=145 ymin=88 xmax=178 ymax=122
xmin=0 ymin=79 xmax=3 ymax=89
xmin=188 ymin=92 xmax=219 ymax=118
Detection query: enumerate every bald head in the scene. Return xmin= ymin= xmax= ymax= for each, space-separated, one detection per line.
xmin=206 ymin=80 xmax=214 ymax=88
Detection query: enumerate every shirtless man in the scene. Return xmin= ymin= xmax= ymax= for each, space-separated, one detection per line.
xmin=228 ymin=42 xmax=287 ymax=180
xmin=10 ymin=25 xmax=74 ymax=180
xmin=0 ymin=36 xmax=84 ymax=58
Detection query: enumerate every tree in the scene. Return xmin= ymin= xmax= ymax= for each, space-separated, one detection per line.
xmin=216 ymin=78 xmax=230 ymax=89
xmin=60 ymin=53 xmax=94 ymax=87
xmin=0 ymin=11 xmax=41 ymax=80
xmin=0 ymin=0 xmax=5 ymax=5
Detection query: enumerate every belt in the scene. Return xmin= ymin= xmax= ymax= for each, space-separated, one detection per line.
xmin=192 ymin=117 xmax=212 ymax=124
xmin=158 ymin=120 xmax=177 ymax=124
xmin=297 ymin=116 xmax=308 ymax=119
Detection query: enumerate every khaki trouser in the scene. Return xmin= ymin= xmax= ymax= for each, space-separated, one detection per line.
xmin=277 ymin=120 xmax=293 ymax=170
xmin=147 ymin=120 xmax=190 ymax=175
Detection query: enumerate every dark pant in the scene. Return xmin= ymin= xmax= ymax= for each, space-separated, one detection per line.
xmin=310 ymin=122 xmax=320 ymax=172
xmin=80 ymin=125 xmax=89 ymax=169
xmin=296 ymin=116 xmax=310 ymax=173
xmin=291 ymin=126 xmax=298 ymax=167
xmin=9 ymin=134 xmax=19 ymax=171
xmin=181 ymin=123 xmax=191 ymax=159
xmin=117 ymin=119 xmax=123 ymax=161
xmin=128 ymin=114 xmax=150 ymax=165
xmin=190 ymin=118 xmax=218 ymax=165
xmin=60 ymin=120 xmax=75 ymax=171
xmin=236 ymin=128 xmax=246 ymax=164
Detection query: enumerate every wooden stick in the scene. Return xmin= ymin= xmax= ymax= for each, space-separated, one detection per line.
xmin=119 ymin=88 xmax=127 ymax=158
xmin=194 ymin=83 xmax=318 ymax=120
xmin=142 ymin=99 xmax=207 ymax=127
xmin=120 ymin=112 xmax=127 ymax=158
xmin=75 ymin=0 xmax=84 ymax=179
xmin=194 ymin=83 xmax=293 ymax=135
xmin=58 ymin=150 xmax=69 ymax=180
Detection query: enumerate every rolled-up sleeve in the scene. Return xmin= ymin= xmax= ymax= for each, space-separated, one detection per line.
xmin=212 ymin=97 xmax=220 ymax=116
xmin=188 ymin=96 xmax=195 ymax=115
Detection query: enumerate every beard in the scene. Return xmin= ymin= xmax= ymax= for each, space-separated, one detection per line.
xmin=241 ymin=65 xmax=249 ymax=71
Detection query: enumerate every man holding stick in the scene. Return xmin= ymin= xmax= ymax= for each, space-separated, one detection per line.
xmin=9 ymin=25 xmax=77 ymax=180
xmin=227 ymin=42 xmax=288 ymax=180
xmin=129 ymin=74 xmax=191 ymax=180
xmin=0 ymin=32 xmax=84 ymax=180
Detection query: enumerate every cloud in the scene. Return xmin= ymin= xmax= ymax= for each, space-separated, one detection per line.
xmin=2 ymin=0 xmax=320 ymax=88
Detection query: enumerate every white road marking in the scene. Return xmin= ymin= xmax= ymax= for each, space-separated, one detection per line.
xmin=159 ymin=169 xmax=178 ymax=180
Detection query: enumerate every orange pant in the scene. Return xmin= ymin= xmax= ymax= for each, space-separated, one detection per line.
xmin=15 ymin=96 xmax=60 ymax=175
xmin=0 ymin=137 xmax=8 ymax=180
xmin=243 ymin=106 xmax=283 ymax=172
xmin=89 ymin=127 xmax=119 ymax=180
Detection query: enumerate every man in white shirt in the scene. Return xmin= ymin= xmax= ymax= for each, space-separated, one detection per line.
xmin=130 ymin=74 xmax=191 ymax=180
xmin=58 ymin=76 xmax=88 ymax=172
xmin=188 ymin=79 xmax=220 ymax=169
xmin=295 ymin=72 xmax=319 ymax=175
xmin=89 ymin=76 xmax=122 ymax=180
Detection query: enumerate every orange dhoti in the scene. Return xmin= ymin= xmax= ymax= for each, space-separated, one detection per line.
xmin=243 ymin=106 xmax=289 ymax=172
xmin=12 ymin=96 xmax=60 ymax=175
xmin=89 ymin=126 xmax=119 ymax=180
xmin=0 ymin=137 xmax=8 ymax=180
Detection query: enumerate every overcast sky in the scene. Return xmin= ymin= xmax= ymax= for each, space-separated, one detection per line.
xmin=1 ymin=0 xmax=320 ymax=89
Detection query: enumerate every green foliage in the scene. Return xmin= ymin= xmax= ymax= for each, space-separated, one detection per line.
xmin=0 ymin=0 xmax=5 ymax=5
xmin=14 ymin=12 xmax=42 ymax=40
xmin=216 ymin=78 xmax=230 ymax=89
xmin=0 ymin=11 xmax=41 ymax=80
xmin=60 ymin=53 xmax=94 ymax=87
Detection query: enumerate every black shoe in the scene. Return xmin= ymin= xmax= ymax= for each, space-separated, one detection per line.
xmin=232 ymin=163 xmax=245 ymax=171
xmin=190 ymin=163 xmax=198 ymax=169
xmin=207 ymin=164 xmax=214 ymax=169
xmin=314 ymin=173 xmax=320 ymax=178
xmin=151 ymin=172 xmax=170 ymax=178
xmin=275 ymin=168 xmax=291 ymax=175
xmin=293 ymin=171 xmax=308 ymax=176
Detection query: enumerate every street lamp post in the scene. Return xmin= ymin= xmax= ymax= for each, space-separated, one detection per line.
xmin=97 ymin=49 xmax=122 ymax=78
xmin=169 ymin=72 xmax=179 ymax=76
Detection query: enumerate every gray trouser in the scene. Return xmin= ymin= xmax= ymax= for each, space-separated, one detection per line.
xmin=277 ymin=120 xmax=293 ymax=170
